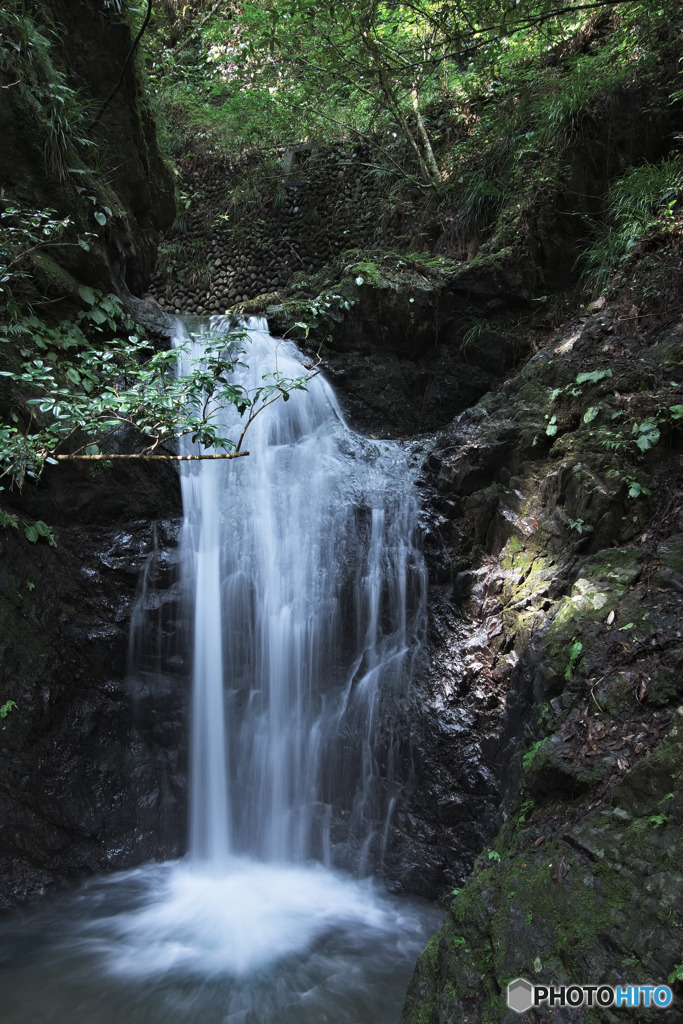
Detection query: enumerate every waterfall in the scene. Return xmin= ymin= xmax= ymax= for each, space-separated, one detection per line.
xmin=176 ymin=316 xmax=426 ymax=872
xmin=0 ymin=316 xmax=442 ymax=1024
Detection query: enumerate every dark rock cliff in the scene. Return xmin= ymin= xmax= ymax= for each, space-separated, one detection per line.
xmin=0 ymin=0 xmax=175 ymax=301
xmin=397 ymin=283 xmax=683 ymax=1017
xmin=0 ymin=463 xmax=186 ymax=906
xmin=0 ymin=0 xmax=180 ymax=906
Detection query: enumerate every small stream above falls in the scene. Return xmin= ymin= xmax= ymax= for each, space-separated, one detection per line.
xmin=0 ymin=317 xmax=442 ymax=1023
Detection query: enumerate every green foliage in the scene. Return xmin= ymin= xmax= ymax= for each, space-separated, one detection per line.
xmin=0 ymin=316 xmax=315 ymax=488
xmin=0 ymin=699 xmax=17 ymax=730
xmin=517 ymin=798 xmax=535 ymax=824
xmin=650 ymin=793 xmax=674 ymax=828
xmin=0 ymin=202 xmax=78 ymax=312
xmin=454 ymin=172 xmax=507 ymax=241
xmin=0 ymin=3 xmax=95 ymax=180
xmin=632 ymin=417 xmax=660 ymax=452
xmin=623 ymin=476 xmax=651 ymax=499
xmin=576 ymin=369 xmax=612 ymax=386
xmin=144 ymin=0 xmax=683 ymax=266
xmin=597 ymin=397 xmax=680 ymax=462
xmin=533 ymin=48 xmax=635 ymax=152
xmin=669 ymin=962 xmax=683 ymax=985
xmin=346 ymin=260 xmax=383 ymax=288
xmin=565 ymin=638 xmax=583 ymax=679
xmin=579 ymin=154 xmax=683 ymax=295
xmin=23 ymin=520 xmax=56 ymax=545
xmin=460 ymin=314 xmax=489 ymax=350
xmin=488 ymin=850 xmax=501 ymax=863
xmin=281 ymin=289 xmax=355 ymax=338
xmin=522 ymin=738 xmax=547 ymax=772
xmin=0 ymin=507 xmax=57 ymax=546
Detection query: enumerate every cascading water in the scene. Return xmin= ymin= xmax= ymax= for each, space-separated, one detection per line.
xmin=179 ymin=316 xmax=426 ymax=872
xmin=0 ymin=317 xmax=442 ymax=1024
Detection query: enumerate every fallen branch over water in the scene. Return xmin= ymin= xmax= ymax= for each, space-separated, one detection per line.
xmin=54 ymin=451 xmax=250 ymax=462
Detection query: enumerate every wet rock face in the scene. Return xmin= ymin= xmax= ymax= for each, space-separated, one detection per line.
xmin=382 ymin=456 xmax=535 ymax=899
xmin=0 ymin=463 xmax=185 ymax=907
xmin=397 ymin=291 xmax=683 ymax=1017
xmin=388 ymin=298 xmax=683 ymax=898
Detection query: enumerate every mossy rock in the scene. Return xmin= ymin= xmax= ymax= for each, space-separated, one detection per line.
xmin=533 ymin=546 xmax=644 ymax=690
xmin=612 ymin=710 xmax=683 ymax=817
xmin=401 ymin=713 xmax=683 ymax=1024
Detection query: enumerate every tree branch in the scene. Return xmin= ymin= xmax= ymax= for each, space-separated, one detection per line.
xmin=54 ymin=451 xmax=250 ymax=462
xmin=175 ymin=0 xmax=224 ymax=52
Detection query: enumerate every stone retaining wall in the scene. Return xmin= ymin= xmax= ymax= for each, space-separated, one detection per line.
xmin=146 ymin=143 xmax=405 ymax=314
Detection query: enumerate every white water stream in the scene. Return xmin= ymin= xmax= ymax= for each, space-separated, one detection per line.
xmin=0 ymin=318 xmax=441 ymax=1023
xmin=181 ymin=317 xmax=426 ymax=871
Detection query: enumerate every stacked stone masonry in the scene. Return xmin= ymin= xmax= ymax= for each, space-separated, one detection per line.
xmin=147 ymin=143 xmax=403 ymax=314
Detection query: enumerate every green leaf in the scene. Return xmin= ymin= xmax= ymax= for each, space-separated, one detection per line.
xmin=583 ymin=406 xmax=599 ymax=423
xmin=635 ymin=429 xmax=660 ymax=452
xmin=627 ymin=480 xmax=650 ymax=498
xmin=0 ymin=511 xmax=18 ymax=530
xmin=78 ymin=284 xmax=96 ymax=306
xmin=66 ymin=367 xmax=81 ymax=385
xmin=576 ymin=369 xmax=612 ymax=385
xmin=0 ymin=699 xmax=17 ymax=720
xmin=668 ymin=963 xmax=683 ymax=985
xmin=94 ymin=211 xmax=107 ymax=226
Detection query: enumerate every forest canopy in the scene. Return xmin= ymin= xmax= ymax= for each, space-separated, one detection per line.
xmin=147 ymin=0 xmax=681 ymax=174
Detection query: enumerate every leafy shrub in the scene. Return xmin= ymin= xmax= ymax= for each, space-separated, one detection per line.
xmin=579 ymin=154 xmax=683 ymax=295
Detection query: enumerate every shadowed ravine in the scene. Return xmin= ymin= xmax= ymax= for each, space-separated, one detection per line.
xmin=0 ymin=318 xmax=442 ymax=1024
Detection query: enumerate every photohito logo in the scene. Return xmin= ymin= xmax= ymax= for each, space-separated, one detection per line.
xmin=507 ymin=979 xmax=673 ymax=1013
